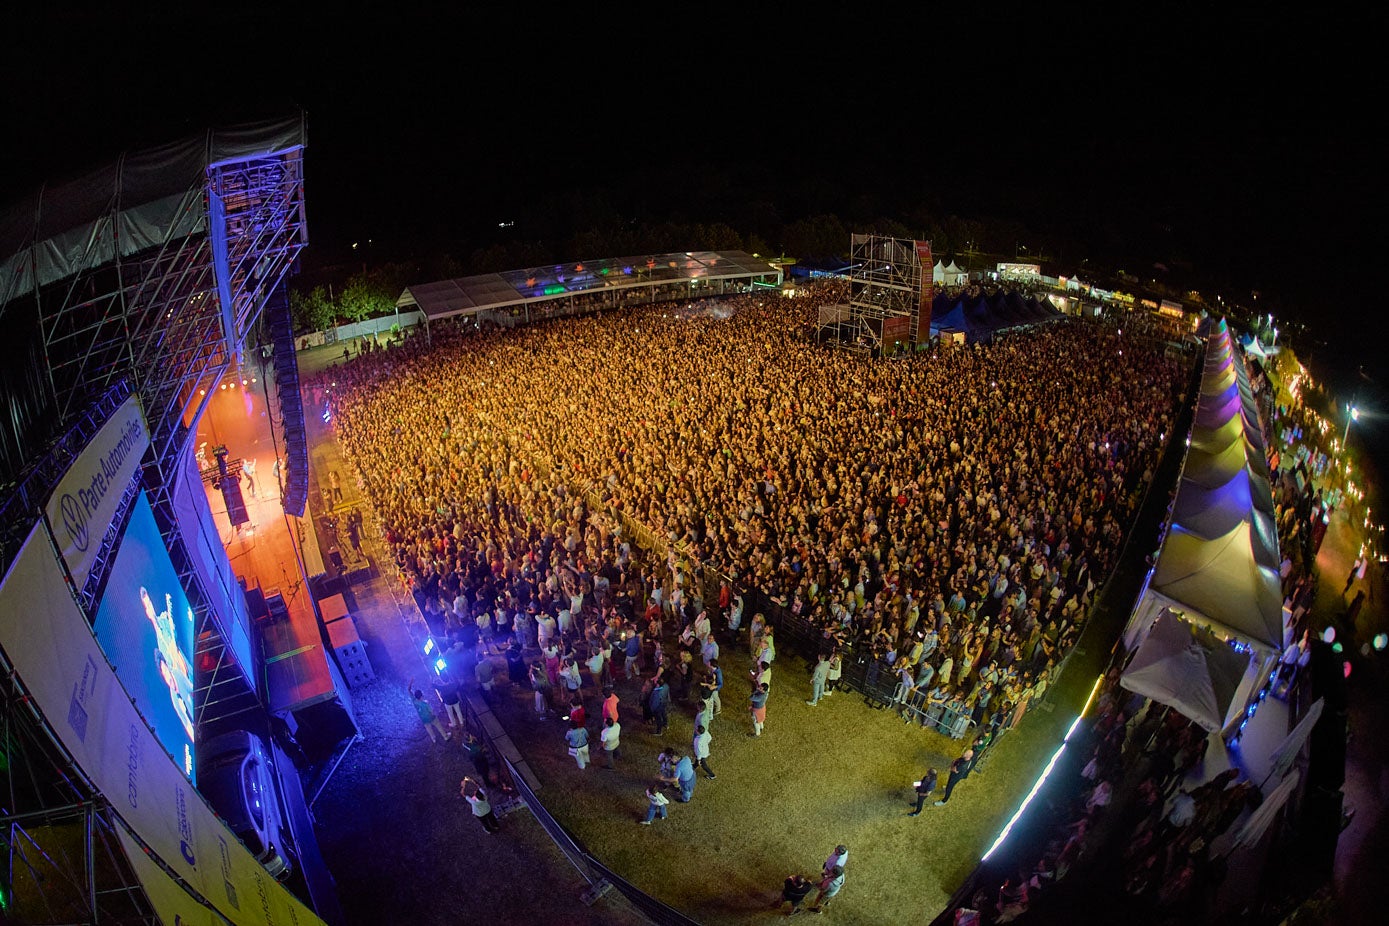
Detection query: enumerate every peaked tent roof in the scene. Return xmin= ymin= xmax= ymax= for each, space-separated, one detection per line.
xmin=1148 ymin=521 xmax=1285 ymax=650
xmin=1120 ymin=609 xmax=1253 ymax=733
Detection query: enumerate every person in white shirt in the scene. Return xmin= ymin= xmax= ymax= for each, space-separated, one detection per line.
xmin=600 ymin=717 xmax=621 ymax=769
xmin=692 ymin=723 xmax=716 ymax=779
xmin=693 ymin=610 xmax=711 ymax=643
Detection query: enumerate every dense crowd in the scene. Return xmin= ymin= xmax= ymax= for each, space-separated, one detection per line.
xmin=314 ymin=284 xmax=1184 ymax=754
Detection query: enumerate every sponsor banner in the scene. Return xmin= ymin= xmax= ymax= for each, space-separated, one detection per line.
xmin=45 ymin=394 xmax=151 ymax=591
xmin=0 ymin=526 xmax=324 ymax=926
xmin=115 ymin=821 xmax=227 ymax=926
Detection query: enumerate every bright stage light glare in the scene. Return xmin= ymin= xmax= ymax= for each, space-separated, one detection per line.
xmin=983 ymin=740 xmax=1066 ymax=862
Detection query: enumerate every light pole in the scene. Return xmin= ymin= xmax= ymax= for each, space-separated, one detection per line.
xmin=1343 ymin=404 xmax=1360 ymax=450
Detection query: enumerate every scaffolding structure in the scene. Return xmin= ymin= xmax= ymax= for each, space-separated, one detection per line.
xmin=0 ymin=116 xmax=308 ymax=923
xmin=818 ymin=234 xmax=932 ymax=355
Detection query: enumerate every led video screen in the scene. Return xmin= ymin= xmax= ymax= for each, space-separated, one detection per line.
xmin=94 ymin=491 xmax=197 ymax=781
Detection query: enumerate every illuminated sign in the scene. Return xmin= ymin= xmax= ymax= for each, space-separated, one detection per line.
xmin=995 ymin=262 xmax=1041 ymax=276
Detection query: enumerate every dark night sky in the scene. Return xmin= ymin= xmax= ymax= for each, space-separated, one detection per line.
xmin=3 ymin=7 xmax=1384 ymax=437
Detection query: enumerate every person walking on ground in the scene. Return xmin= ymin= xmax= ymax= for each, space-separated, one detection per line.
xmin=693 ymin=723 xmax=716 ymax=779
xmin=529 ymin=662 xmax=552 ymax=719
xmin=1344 ymin=554 xmax=1367 ymax=595
xmin=649 ymin=673 xmax=671 ymax=735
xmin=749 ymin=681 xmax=769 ymax=737
xmin=660 ymin=750 xmax=697 ymax=802
xmin=461 ymin=777 xmax=500 ymax=834
xmin=475 ymin=651 xmax=496 ymax=703
xmin=758 ymin=626 xmax=777 ymax=667
xmin=748 ymin=611 xmax=766 ymax=655
xmin=600 ymin=716 xmax=622 ymax=769
xmin=826 ymin=650 xmax=842 ymax=697
xmin=710 ymin=658 xmax=724 ymax=714
xmin=433 ymin=669 xmax=465 ymax=728
xmin=565 ymin=720 xmax=590 ymax=770
xmin=908 ymin=768 xmax=939 ymax=815
xmin=823 ymin=845 xmax=849 ymax=879
xmin=640 ymin=783 xmax=670 ymax=824
xmin=623 ymin=627 xmax=642 ymax=678
xmin=806 ymin=653 xmax=830 ymax=706
xmin=808 ymin=865 xmax=845 ymax=913
xmin=701 ymin=633 xmax=720 ymax=668
xmin=463 ymin=731 xmax=491 ymax=784
xmin=640 ymin=672 xmax=656 ymax=725
xmin=774 ymin=873 xmax=816 ymax=916
xmin=408 ymin=679 xmax=449 ymax=743
xmin=560 ymin=656 xmax=582 ymax=700
xmin=935 ymin=754 xmax=972 ymax=806
xmin=751 ymin=659 xmax=773 ymax=693
xmin=695 ymin=697 xmax=713 ymax=736
xmin=602 ymin=686 xmax=620 ymax=725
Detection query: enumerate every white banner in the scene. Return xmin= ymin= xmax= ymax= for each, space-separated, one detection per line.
xmin=0 ymin=526 xmax=324 ymax=926
xmin=45 ymin=394 xmax=150 ymax=591
xmin=115 ymin=821 xmax=227 ymax=926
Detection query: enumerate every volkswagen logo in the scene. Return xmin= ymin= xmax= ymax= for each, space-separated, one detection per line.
xmin=60 ymin=493 xmax=89 ymax=552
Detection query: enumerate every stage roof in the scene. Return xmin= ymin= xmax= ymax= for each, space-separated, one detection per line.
xmin=0 ymin=114 xmax=307 ymax=308
xmin=398 ymin=250 xmax=781 ymax=321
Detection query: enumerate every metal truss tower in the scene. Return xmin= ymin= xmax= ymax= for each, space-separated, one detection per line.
xmin=818 ymin=234 xmax=932 ymax=355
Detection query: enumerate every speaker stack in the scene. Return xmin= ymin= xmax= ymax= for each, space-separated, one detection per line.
xmin=265 ymin=282 xmax=309 ymax=517
xmin=213 ymin=448 xmax=250 ymax=527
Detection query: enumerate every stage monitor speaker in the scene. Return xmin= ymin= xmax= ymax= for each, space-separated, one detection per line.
xmin=243 ymin=583 xmax=268 ymax=620
xmin=308 ymin=571 xmax=331 ymax=601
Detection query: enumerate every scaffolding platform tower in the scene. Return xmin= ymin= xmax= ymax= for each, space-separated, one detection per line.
xmin=817 ymin=234 xmax=932 ymax=356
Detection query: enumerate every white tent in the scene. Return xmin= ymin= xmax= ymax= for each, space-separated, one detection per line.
xmin=1120 ymin=609 xmax=1253 ymax=732
xmin=1123 ymin=318 xmax=1283 ymax=735
xmin=932 ymin=260 xmax=968 ymax=285
xmin=1240 ymin=333 xmax=1271 ymax=359
xmin=1232 ymin=768 xmax=1300 ymax=848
